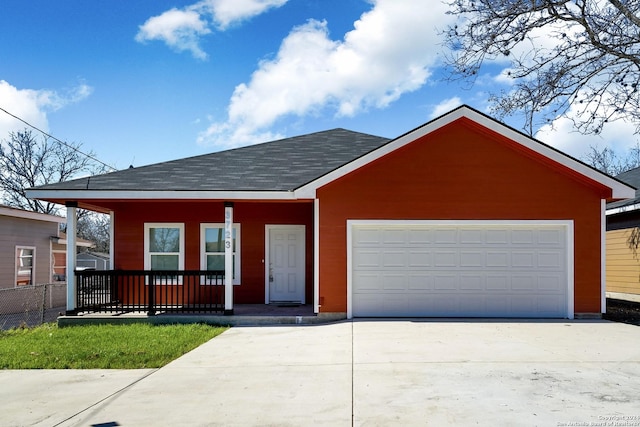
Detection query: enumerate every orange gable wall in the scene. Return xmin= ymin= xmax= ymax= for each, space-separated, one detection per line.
xmin=111 ymin=200 xmax=314 ymax=304
xmin=317 ymin=119 xmax=610 ymax=314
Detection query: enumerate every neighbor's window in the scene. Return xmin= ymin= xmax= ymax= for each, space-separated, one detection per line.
xmin=201 ymin=223 xmax=240 ymax=285
xmin=16 ymin=246 xmax=35 ymax=287
xmin=144 ymin=223 xmax=184 ymax=283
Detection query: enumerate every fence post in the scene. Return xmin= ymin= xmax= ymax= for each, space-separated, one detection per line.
xmin=147 ymin=273 xmax=155 ymax=316
xmin=39 ymin=284 xmax=47 ymax=325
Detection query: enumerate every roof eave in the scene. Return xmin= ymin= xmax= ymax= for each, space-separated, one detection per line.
xmin=25 ymin=189 xmax=302 ymax=202
xmin=0 ymin=205 xmax=66 ymax=223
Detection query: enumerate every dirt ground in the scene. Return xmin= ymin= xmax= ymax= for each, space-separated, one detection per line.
xmin=603 ymin=298 xmax=640 ymax=326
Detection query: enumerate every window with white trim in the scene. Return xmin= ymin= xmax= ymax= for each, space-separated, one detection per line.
xmin=201 ymin=223 xmax=241 ymax=285
xmin=16 ymin=246 xmax=35 ymax=287
xmin=144 ymin=223 xmax=184 ymax=282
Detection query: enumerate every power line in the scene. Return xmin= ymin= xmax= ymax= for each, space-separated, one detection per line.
xmin=0 ymin=106 xmax=117 ymax=171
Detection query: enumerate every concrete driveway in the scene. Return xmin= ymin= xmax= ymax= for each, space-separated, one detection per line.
xmin=2 ymin=320 xmax=639 ymax=426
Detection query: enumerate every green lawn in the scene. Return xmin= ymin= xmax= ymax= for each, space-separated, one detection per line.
xmin=0 ymin=323 xmax=228 ymax=369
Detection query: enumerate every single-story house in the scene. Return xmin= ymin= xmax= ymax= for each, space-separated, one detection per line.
xmin=51 ymin=232 xmax=95 ymax=281
xmin=26 ymin=106 xmax=634 ymax=319
xmin=0 ymin=204 xmax=66 ymax=288
xmin=77 ymin=251 xmax=111 ymax=271
xmin=605 ymin=167 xmax=640 ymax=302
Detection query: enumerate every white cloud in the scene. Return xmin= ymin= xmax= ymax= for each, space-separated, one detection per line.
xmin=0 ymin=80 xmax=93 ymax=140
xmin=136 ymin=0 xmax=289 ymax=59
xmin=198 ymin=0 xmax=455 ymax=149
xmin=535 ymin=95 xmax=640 ymax=160
xmin=430 ymin=97 xmax=463 ymax=120
xmin=203 ymin=0 xmax=289 ymax=30
xmin=135 ymin=8 xmax=211 ymax=60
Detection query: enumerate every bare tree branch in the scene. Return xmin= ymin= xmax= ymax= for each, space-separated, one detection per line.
xmin=444 ymin=0 xmax=640 ymax=136
xmin=0 ymin=129 xmax=107 ymax=215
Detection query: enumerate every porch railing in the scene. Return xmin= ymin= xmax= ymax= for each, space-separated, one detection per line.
xmin=75 ymin=270 xmax=226 ymax=315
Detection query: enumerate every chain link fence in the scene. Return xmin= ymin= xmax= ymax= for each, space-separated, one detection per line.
xmin=0 ymin=283 xmax=66 ymax=330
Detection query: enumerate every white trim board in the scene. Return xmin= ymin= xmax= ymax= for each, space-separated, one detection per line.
xmin=26 ymin=189 xmax=298 ymax=201
xmin=0 ymin=205 xmax=65 ymax=223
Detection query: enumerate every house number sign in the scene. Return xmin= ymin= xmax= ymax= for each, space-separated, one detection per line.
xmin=224 ymin=207 xmax=232 ymax=250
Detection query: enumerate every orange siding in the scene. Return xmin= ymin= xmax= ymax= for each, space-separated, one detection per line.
xmin=606 ymin=229 xmax=640 ymax=295
xmin=112 ymin=201 xmax=314 ymax=304
xmin=52 ymin=251 xmax=66 ymax=279
xmin=317 ymin=119 xmax=609 ymax=314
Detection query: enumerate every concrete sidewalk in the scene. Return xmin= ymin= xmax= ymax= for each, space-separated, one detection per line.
xmin=2 ymin=320 xmax=640 ymax=426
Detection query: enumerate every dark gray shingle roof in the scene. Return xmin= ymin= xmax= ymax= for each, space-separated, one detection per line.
xmin=608 ymin=167 xmax=640 ymax=210
xmin=34 ymin=129 xmax=389 ymax=192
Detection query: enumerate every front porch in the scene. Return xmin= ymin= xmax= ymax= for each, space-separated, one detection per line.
xmin=62 ymin=269 xmax=342 ymax=326
xmin=57 ymin=304 xmax=344 ymax=327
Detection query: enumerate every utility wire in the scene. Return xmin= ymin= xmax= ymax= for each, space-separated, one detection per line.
xmin=0 ymin=106 xmax=117 ymax=171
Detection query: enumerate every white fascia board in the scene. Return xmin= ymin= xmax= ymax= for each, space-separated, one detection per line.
xmin=294 ymin=106 xmax=636 ymax=200
xmin=606 ymin=203 xmax=640 ymax=216
xmin=0 ymin=206 xmax=66 ymax=223
xmin=25 ymin=189 xmax=299 ymax=201
xmin=53 ymin=238 xmax=94 ymax=247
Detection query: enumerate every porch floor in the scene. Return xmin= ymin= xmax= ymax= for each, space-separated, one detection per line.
xmin=58 ymin=304 xmax=345 ymax=327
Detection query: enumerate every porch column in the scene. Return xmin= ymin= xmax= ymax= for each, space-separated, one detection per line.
xmin=65 ymin=202 xmax=78 ymax=315
xmin=224 ymin=202 xmax=234 ymax=314
xmin=314 ymin=198 xmax=320 ymax=314
xmin=109 ymin=211 xmax=114 ymax=270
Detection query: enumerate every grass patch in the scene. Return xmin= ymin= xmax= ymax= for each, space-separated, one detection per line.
xmin=0 ymin=323 xmax=228 ymax=369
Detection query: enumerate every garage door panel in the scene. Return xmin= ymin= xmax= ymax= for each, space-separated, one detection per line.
xmin=538 ymin=275 xmax=563 ymax=291
xmin=382 ymin=229 xmax=406 ymax=244
xmin=408 ymin=274 xmax=433 ymax=290
xmin=354 ymin=229 xmax=381 ymax=245
xmin=435 ymin=229 xmax=457 ymax=244
xmin=537 ymin=295 xmax=564 ymax=315
xmin=382 ymin=250 xmax=406 ymax=267
xmin=353 ymin=273 xmax=382 ymax=291
xmin=512 ymin=230 xmax=535 ymax=244
xmin=353 ymin=250 xmax=381 ymax=268
xmin=460 ymin=229 xmax=483 ymax=244
xmin=434 ymin=275 xmax=457 ymax=290
xmin=538 ymin=229 xmax=563 ymax=245
xmin=486 ymin=296 xmax=509 ymax=313
xmin=512 ymin=252 xmax=535 ymax=268
xmin=434 ymin=252 xmax=457 ymax=267
xmin=408 ymin=251 xmax=431 ymax=267
xmin=426 ymin=296 xmax=457 ymax=315
xmin=408 ymin=229 xmax=432 ymax=244
xmin=486 ymin=230 xmax=509 ymax=244
xmin=486 ymin=252 xmax=509 ymax=267
xmin=460 ymin=251 xmax=484 ymax=267
xmin=382 ymin=273 xmax=407 ymax=290
xmin=510 ymin=275 xmax=534 ymax=291
xmin=511 ymin=297 xmax=536 ymax=314
xmin=486 ymin=275 xmax=509 ymax=290
xmin=353 ymin=294 xmax=384 ymax=314
xmin=459 ymin=275 xmax=483 ymax=290
xmin=538 ymin=251 xmax=563 ymax=269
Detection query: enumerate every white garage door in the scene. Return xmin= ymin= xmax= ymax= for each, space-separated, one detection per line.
xmin=349 ymin=221 xmax=571 ymax=318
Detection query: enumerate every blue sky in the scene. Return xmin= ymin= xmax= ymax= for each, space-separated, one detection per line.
xmin=1 ymin=0 xmax=637 ymax=171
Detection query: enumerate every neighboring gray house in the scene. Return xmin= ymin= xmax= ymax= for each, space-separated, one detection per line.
xmin=0 ymin=204 xmax=65 ymax=289
xmin=77 ymin=251 xmax=110 ymax=270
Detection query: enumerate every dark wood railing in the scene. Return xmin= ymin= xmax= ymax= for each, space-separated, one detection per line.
xmin=75 ymin=270 xmax=226 ymax=315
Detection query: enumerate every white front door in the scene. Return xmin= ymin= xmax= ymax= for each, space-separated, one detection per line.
xmin=267 ymin=225 xmax=305 ymax=303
